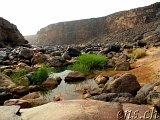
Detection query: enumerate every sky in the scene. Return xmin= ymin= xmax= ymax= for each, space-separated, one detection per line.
xmin=0 ymin=0 xmax=159 ymax=35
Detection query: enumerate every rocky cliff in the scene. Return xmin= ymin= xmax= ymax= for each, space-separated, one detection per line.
xmin=0 ymin=17 xmax=28 ymax=48
xmin=26 ymin=2 xmax=160 ymax=46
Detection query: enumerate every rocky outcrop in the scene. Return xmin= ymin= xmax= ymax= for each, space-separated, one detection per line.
xmin=0 ymin=17 xmax=28 ymax=47
xmin=26 ymin=2 xmax=160 ymax=46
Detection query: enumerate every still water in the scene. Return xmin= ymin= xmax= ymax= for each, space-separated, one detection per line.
xmin=40 ymin=70 xmax=98 ymax=101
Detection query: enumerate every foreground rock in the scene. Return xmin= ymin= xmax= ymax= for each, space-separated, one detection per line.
xmin=21 ymin=100 xmax=123 ymax=120
xmin=0 ymin=105 xmax=21 ymax=120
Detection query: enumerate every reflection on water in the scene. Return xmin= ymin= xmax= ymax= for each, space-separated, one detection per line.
xmin=40 ymin=70 xmax=98 ymax=101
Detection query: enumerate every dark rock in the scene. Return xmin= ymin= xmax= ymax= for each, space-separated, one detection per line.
xmin=91 ymin=93 xmax=135 ymax=103
xmin=50 ymin=57 xmax=68 ymax=67
xmin=0 ymin=87 xmax=12 ymax=105
xmin=136 ymin=40 xmax=147 ymax=47
xmin=135 ymin=82 xmax=160 ymax=104
xmin=19 ymin=48 xmax=34 ymax=60
xmin=115 ymin=61 xmax=130 ymax=71
xmin=67 ymin=47 xmax=81 ymax=57
xmin=102 ymin=73 xmax=141 ymax=96
xmin=29 ymin=85 xmax=40 ymax=92
xmin=11 ymin=86 xmax=29 ymax=96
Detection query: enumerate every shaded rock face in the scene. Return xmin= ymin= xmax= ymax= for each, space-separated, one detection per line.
xmin=27 ymin=2 xmax=160 ymax=45
xmin=0 ymin=17 xmax=28 ymax=47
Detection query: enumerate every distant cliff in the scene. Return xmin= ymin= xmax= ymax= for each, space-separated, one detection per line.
xmin=0 ymin=17 xmax=28 ymax=48
xmin=26 ymin=2 xmax=160 ymax=46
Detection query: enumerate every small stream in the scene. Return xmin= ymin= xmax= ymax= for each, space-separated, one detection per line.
xmin=40 ymin=70 xmax=99 ymax=101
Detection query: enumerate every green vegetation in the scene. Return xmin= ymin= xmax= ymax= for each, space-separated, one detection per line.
xmin=128 ymin=48 xmax=146 ymax=59
xmin=10 ymin=69 xmax=27 ymax=86
xmin=68 ymin=54 xmax=107 ymax=74
xmin=28 ymin=65 xmax=53 ymax=85
xmin=11 ymin=64 xmax=54 ymax=86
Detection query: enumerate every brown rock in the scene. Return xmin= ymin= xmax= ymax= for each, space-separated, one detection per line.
xmin=42 ymin=77 xmax=62 ymax=89
xmin=21 ymin=92 xmax=40 ymax=100
xmin=29 ymin=85 xmax=40 ymax=92
xmin=4 ymin=99 xmax=32 ymax=108
xmin=102 ymin=73 xmax=141 ymax=96
xmin=12 ymin=86 xmax=29 ymax=96
xmin=4 ymin=98 xmax=47 ymax=108
xmin=65 ymin=71 xmax=86 ymax=82
xmin=21 ymin=100 xmax=123 ymax=120
xmin=95 ymin=75 xmax=109 ymax=85
xmin=0 ymin=73 xmax=15 ymax=88
xmin=31 ymin=52 xmax=46 ymax=65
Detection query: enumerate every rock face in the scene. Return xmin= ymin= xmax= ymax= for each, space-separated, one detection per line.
xmin=0 ymin=17 xmax=28 ymax=47
xmin=26 ymin=2 xmax=160 ymax=45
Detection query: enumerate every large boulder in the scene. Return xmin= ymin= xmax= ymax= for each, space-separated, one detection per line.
xmin=102 ymin=73 xmax=141 ymax=96
xmin=66 ymin=47 xmax=81 ymax=57
xmin=19 ymin=48 xmax=34 ymax=60
xmin=20 ymin=100 xmax=123 ymax=120
xmin=0 ymin=17 xmax=28 ymax=48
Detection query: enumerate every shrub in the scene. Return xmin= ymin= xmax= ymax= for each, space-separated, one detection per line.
xmin=11 ymin=69 xmax=27 ymax=86
xmin=69 ymin=54 xmax=107 ymax=74
xmin=28 ymin=65 xmax=52 ymax=85
xmin=128 ymin=48 xmax=146 ymax=59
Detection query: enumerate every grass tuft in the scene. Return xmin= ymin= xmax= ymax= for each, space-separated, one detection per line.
xmin=128 ymin=48 xmax=146 ymax=59
xmin=28 ymin=65 xmax=52 ymax=85
xmin=11 ymin=69 xmax=27 ymax=86
xmin=68 ymin=54 xmax=107 ymax=74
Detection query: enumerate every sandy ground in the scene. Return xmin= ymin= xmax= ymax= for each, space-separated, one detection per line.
xmin=101 ymin=47 xmax=160 ymax=86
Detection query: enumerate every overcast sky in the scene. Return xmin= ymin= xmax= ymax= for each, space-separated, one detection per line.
xmin=0 ymin=0 xmax=159 ymax=35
